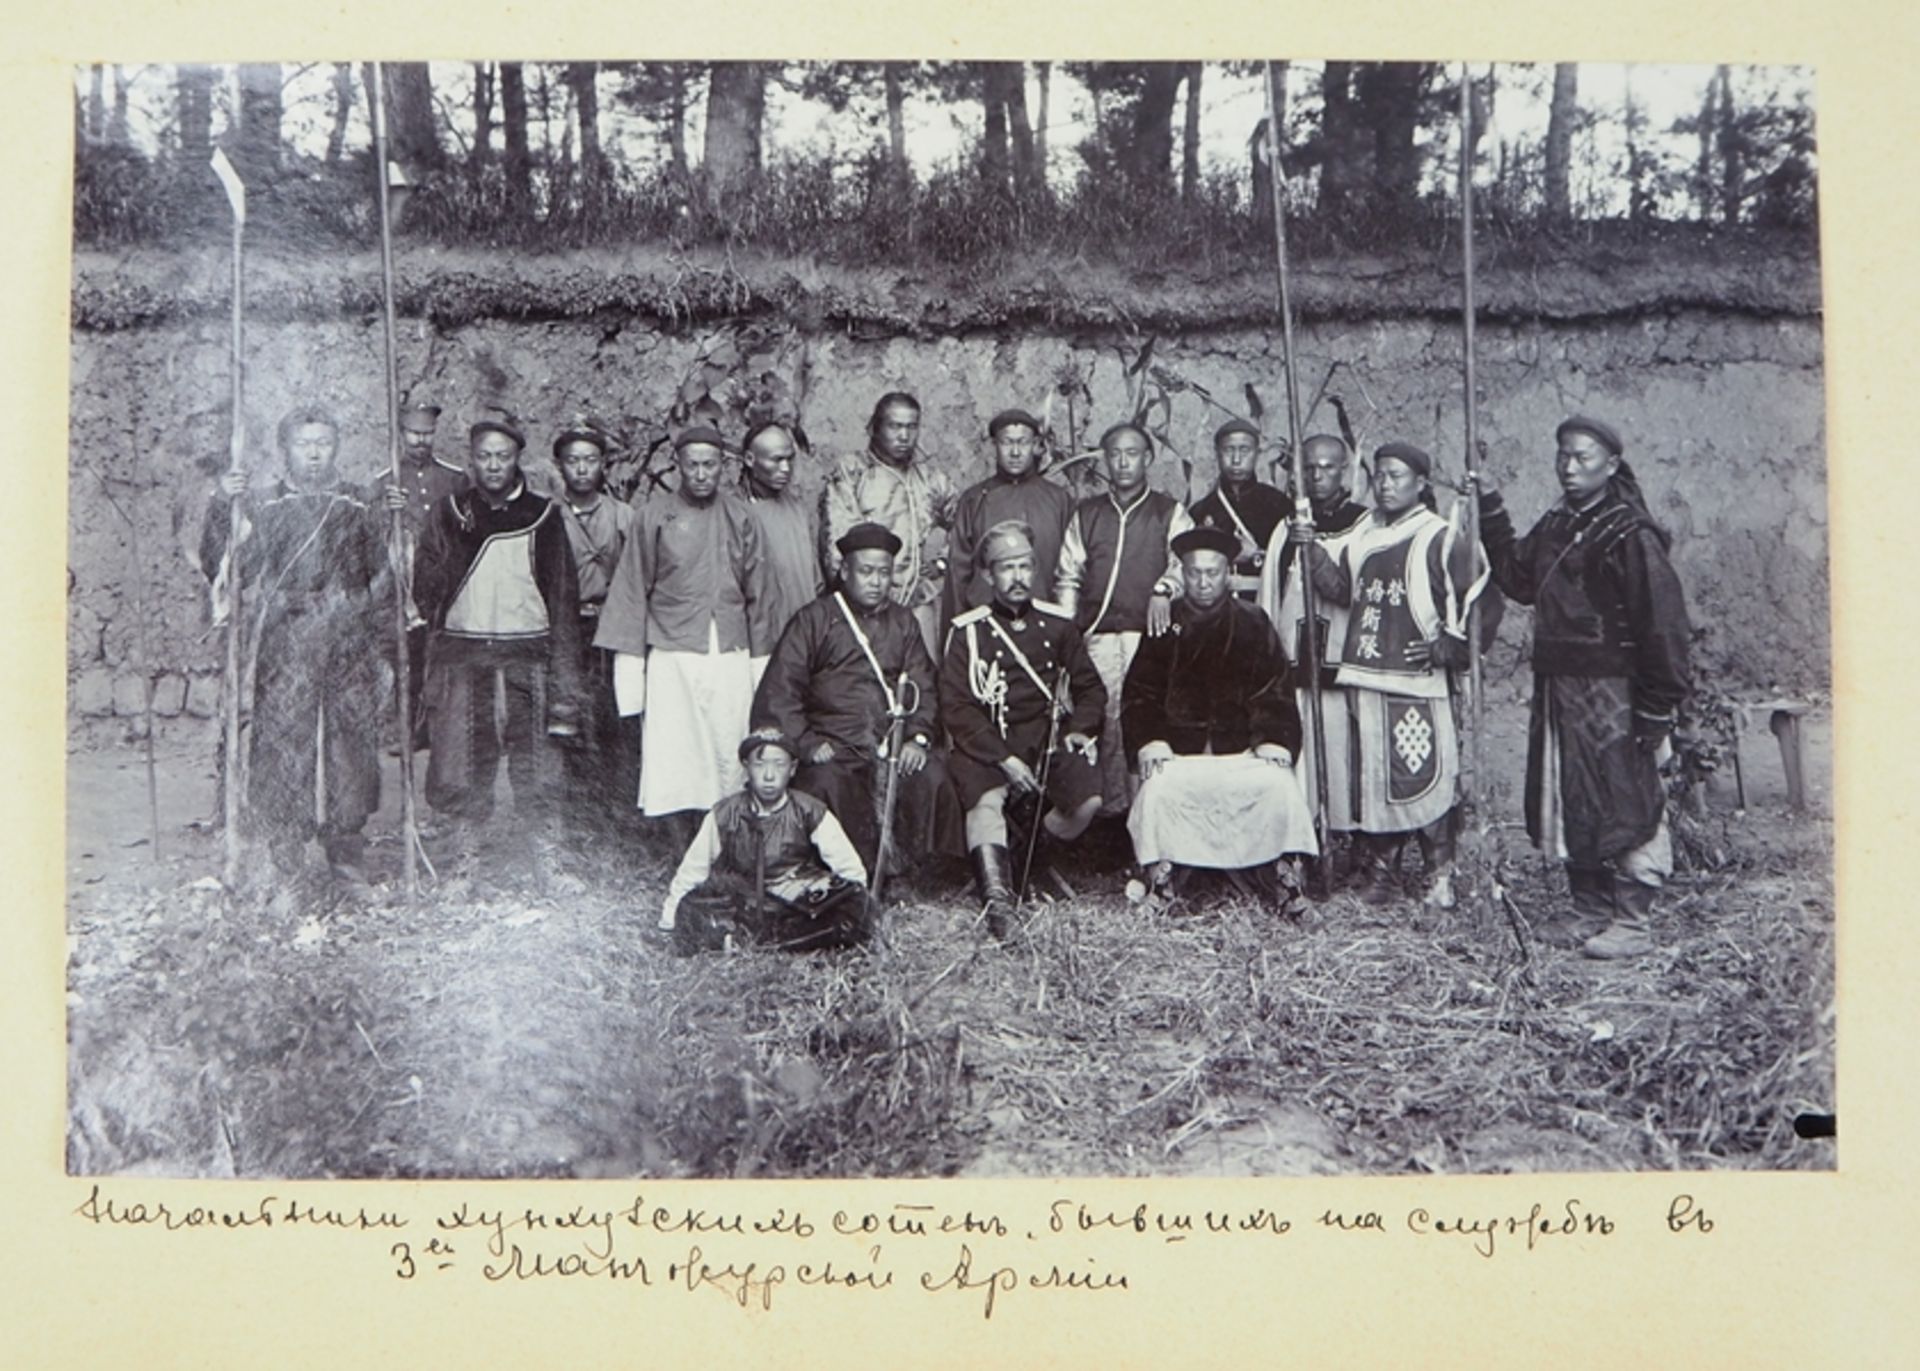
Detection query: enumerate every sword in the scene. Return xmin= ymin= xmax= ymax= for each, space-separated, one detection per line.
xmin=1015 ymin=666 xmax=1072 ymax=904
xmin=868 ymin=671 xmax=915 ymax=908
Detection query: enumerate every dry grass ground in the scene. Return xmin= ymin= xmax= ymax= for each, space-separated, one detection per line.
xmin=64 ymin=702 xmax=1835 ymax=1180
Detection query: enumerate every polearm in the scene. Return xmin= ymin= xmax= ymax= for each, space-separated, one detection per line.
xmin=211 ymin=148 xmax=246 ymax=892
xmin=1459 ymin=67 xmax=1486 ymax=819
xmin=1262 ymin=62 xmax=1331 ymax=882
xmin=370 ymin=64 xmax=420 ymax=903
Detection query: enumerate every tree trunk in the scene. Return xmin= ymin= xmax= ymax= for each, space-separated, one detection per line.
xmin=500 ymin=61 xmax=533 ymax=215
xmin=1181 ymin=62 xmax=1203 ymax=201
xmin=1360 ymin=61 xmax=1428 ymax=213
xmin=1034 ymin=61 xmax=1051 ymax=185
xmin=667 ymin=66 xmax=689 ymax=175
xmin=1317 ymin=61 xmax=1362 ymax=217
xmin=470 ymin=62 xmax=494 ymax=169
xmin=174 ymin=66 xmax=215 ymax=168
xmin=1129 ymin=61 xmax=1182 ymax=193
xmin=86 ymin=65 xmax=105 ymax=143
xmin=1694 ymin=76 xmax=1716 ymax=221
xmin=382 ymin=62 xmax=443 ymax=172
xmin=236 ymin=63 xmax=282 ymax=179
xmin=980 ymin=63 xmax=1010 ymax=192
xmin=569 ymin=62 xmax=603 ymax=193
xmin=325 ymin=62 xmax=353 ymax=165
xmin=1252 ymin=61 xmax=1287 ymax=228
xmin=1544 ymin=62 xmax=1578 ymax=224
xmin=883 ymin=61 xmax=910 ymax=192
xmin=1716 ymin=65 xmax=1743 ymax=226
xmin=703 ymin=61 xmax=767 ymax=195
xmin=1624 ymin=68 xmax=1651 ymax=223
xmin=1006 ymin=64 xmax=1038 ymax=193
xmin=110 ymin=65 xmax=134 ymax=148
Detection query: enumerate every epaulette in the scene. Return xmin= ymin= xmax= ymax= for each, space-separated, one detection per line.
xmin=952 ymin=605 xmax=992 ymax=627
xmin=1030 ymin=598 xmax=1070 ymax=618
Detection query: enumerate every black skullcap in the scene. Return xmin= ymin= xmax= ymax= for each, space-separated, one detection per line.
xmin=988 ymin=408 xmax=1042 ymax=439
xmin=738 ymin=728 xmax=801 ymax=765
xmin=673 ymin=424 xmax=728 ymax=454
xmin=1099 ymin=422 xmax=1155 ymax=454
xmin=1213 ymin=417 xmax=1262 ymax=447
xmin=551 ymin=424 xmax=610 ymax=459
xmin=1556 ymin=415 xmax=1624 ymax=457
xmin=1373 ymin=441 xmax=1432 ymax=479
xmin=469 ymin=418 xmax=526 ymax=451
xmin=835 ymin=521 xmax=903 ymax=558
xmin=1172 ymin=525 xmax=1241 ymax=562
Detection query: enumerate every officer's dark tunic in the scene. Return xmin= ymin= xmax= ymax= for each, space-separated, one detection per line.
xmin=752 ymin=592 xmax=965 ymax=869
xmin=201 ymin=480 xmax=386 ymax=861
xmin=939 ymin=598 xmax=1107 ymax=813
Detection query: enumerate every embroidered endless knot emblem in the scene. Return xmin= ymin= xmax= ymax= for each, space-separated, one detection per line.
xmin=1393 ymin=705 xmax=1434 ymax=773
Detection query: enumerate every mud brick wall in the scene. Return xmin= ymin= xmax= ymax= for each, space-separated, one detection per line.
xmin=66 ymin=245 xmax=1827 ymax=727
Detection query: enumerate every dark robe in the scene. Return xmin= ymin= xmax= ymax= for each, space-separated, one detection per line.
xmin=668 ymin=789 xmax=869 ymax=952
xmin=1122 ymin=594 xmax=1303 ymax=765
xmin=201 ymin=479 xmax=387 ymax=862
xmin=944 ymin=470 xmax=1075 ymax=623
xmin=752 ymin=591 xmax=966 ymax=866
xmin=1190 ymin=479 xmax=1291 ymax=601
xmin=413 ymin=481 xmax=583 ymax=822
xmin=939 ymin=598 xmax=1107 ymax=811
xmin=374 ymin=454 xmax=469 ymax=743
xmin=1480 ymin=477 xmax=1692 ymax=864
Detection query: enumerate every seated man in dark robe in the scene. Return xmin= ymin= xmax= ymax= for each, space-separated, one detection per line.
xmin=751 ymin=522 xmax=965 ymax=887
xmin=1123 ymin=526 xmax=1319 ymax=907
xmin=661 ymin=730 xmax=870 ymax=954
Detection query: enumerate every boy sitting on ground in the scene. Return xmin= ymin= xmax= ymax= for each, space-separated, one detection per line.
xmin=660 ymin=729 xmax=871 ymax=953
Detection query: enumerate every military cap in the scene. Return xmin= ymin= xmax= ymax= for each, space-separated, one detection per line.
xmin=738 ymin=728 xmax=802 ymax=764
xmin=1556 ymin=415 xmax=1624 ymax=457
xmin=399 ymin=403 xmax=443 ymax=430
xmin=1213 ymin=417 xmax=1262 ymax=447
xmin=673 ymin=424 xmax=728 ymax=454
xmin=835 ymin=521 xmax=903 ymax=559
xmin=1373 ymin=441 xmax=1433 ymax=478
xmin=1171 ymin=525 xmax=1241 ymax=562
xmin=552 ymin=424 xmax=610 ymax=459
xmin=988 ymin=408 xmax=1042 ymax=439
xmin=979 ymin=519 xmax=1036 ymax=568
xmin=469 ymin=417 xmax=527 ymax=451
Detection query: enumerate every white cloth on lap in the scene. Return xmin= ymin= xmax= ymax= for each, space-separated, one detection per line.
xmin=1127 ymin=752 xmax=1320 ymax=868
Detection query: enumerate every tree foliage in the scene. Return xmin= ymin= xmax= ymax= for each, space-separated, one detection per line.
xmin=73 ymin=60 xmax=1819 ymax=260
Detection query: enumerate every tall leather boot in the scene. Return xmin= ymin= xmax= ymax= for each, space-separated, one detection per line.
xmin=970 ymin=843 xmax=1015 ymax=940
xmin=1351 ymin=834 xmax=1398 ymax=906
xmin=1583 ymin=876 xmax=1657 ymax=960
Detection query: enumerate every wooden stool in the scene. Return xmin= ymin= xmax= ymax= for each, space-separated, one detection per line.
xmin=1751 ymin=698 xmax=1812 ymax=812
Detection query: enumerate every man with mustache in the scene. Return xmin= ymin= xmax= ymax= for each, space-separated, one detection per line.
xmin=941 ymin=520 xmax=1106 ymax=937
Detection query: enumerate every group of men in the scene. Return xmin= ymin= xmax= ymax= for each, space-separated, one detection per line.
xmin=205 ymin=387 xmax=1690 ymax=961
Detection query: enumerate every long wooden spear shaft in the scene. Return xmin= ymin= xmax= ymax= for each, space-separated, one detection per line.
xmin=371 ymin=64 xmax=420 ymax=903
xmin=1459 ymin=68 xmax=1486 ymax=818
xmin=1263 ymin=62 xmax=1330 ymax=876
xmin=211 ymin=148 xmax=246 ymax=891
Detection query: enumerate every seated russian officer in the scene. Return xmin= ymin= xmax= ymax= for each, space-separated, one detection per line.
xmin=660 ymin=729 xmax=870 ymax=954
xmin=939 ymin=520 xmax=1107 ymax=937
xmin=1122 ymin=525 xmax=1320 ymax=904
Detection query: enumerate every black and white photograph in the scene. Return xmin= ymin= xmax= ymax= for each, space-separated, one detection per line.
xmin=63 ymin=58 xmax=1832 ymax=1181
